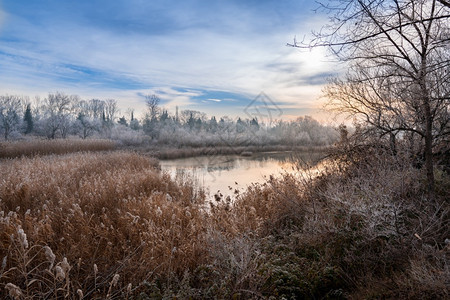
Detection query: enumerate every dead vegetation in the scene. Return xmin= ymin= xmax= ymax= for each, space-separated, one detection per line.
xmin=0 ymin=139 xmax=117 ymax=159
xmin=0 ymin=144 xmax=448 ymax=299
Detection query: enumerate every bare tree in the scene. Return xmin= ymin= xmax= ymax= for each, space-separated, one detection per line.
xmin=292 ymin=0 xmax=450 ymax=199
xmin=104 ymin=99 xmax=119 ymax=124
xmin=0 ymin=95 xmax=23 ymax=140
xmin=143 ymin=95 xmax=161 ymax=139
xmin=88 ymin=99 xmax=105 ymax=119
xmin=40 ymin=92 xmax=74 ymax=139
xmin=74 ymin=100 xmax=101 ymax=139
xmin=438 ymin=0 xmax=450 ymax=8
xmin=60 ymin=95 xmax=79 ymax=138
xmin=74 ymin=113 xmax=100 ymax=139
xmin=145 ymin=94 xmax=160 ymax=121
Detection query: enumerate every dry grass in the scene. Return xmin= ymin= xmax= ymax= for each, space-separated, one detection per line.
xmin=0 ymin=151 xmax=211 ymax=298
xmin=0 ymin=150 xmax=281 ymax=299
xmin=0 ymin=144 xmax=448 ymax=299
xmin=0 ymin=139 xmax=117 ymax=159
xmin=209 ymin=144 xmax=449 ymax=298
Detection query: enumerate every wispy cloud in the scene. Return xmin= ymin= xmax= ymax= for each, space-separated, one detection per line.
xmin=0 ymin=0 xmax=339 ymax=119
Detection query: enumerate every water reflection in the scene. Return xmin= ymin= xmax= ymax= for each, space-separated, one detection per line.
xmin=159 ymin=151 xmax=323 ymax=199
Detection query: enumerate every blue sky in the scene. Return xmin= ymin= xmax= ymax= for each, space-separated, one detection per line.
xmin=0 ymin=0 xmax=337 ymax=120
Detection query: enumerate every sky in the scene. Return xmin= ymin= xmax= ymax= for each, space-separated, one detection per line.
xmin=0 ymin=0 xmax=338 ymax=121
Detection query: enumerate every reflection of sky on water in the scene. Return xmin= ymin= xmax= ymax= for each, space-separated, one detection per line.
xmin=159 ymin=152 xmax=323 ymax=199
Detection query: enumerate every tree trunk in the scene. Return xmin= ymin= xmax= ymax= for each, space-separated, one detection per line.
xmin=424 ymin=100 xmax=435 ymax=200
xmin=389 ymin=132 xmax=397 ymax=156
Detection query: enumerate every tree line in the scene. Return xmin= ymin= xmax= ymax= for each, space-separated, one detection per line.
xmin=0 ymin=92 xmax=338 ymax=147
xmin=0 ymin=93 xmax=120 ymax=140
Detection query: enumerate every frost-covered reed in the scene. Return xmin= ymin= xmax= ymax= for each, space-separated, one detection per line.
xmin=0 ymin=138 xmax=116 ymax=158
xmin=0 ymin=146 xmax=447 ymax=299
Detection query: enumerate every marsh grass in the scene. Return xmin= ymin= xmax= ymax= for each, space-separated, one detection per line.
xmin=0 ymin=139 xmax=117 ymax=159
xmin=0 ymin=146 xmax=448 ymax=298
xmin=0 ymin=151 xmax=210 ymax=298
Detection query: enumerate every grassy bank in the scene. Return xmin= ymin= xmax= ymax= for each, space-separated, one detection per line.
xmin=0 ymin=147 xmax=448 ymax=298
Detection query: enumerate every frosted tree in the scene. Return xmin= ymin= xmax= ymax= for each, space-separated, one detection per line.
xmin=0 ymin=95 xmax=23 ymax=140
xmin=291 ymin=0 xmax=450 ymax=198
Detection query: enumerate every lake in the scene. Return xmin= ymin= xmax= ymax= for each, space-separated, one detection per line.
xmin=159 ymin=151 xmax=324 ymax=199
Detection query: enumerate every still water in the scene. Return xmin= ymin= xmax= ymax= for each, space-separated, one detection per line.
xmin=159 ymin=151 xmax=323 ymax=199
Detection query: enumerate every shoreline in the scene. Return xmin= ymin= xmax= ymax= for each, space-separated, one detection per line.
xmin=130 ymin=144 xmax=330 ymax=160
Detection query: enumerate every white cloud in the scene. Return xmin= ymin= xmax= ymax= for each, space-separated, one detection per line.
xmin=0 ymin=1 xmax=339 ymax=120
